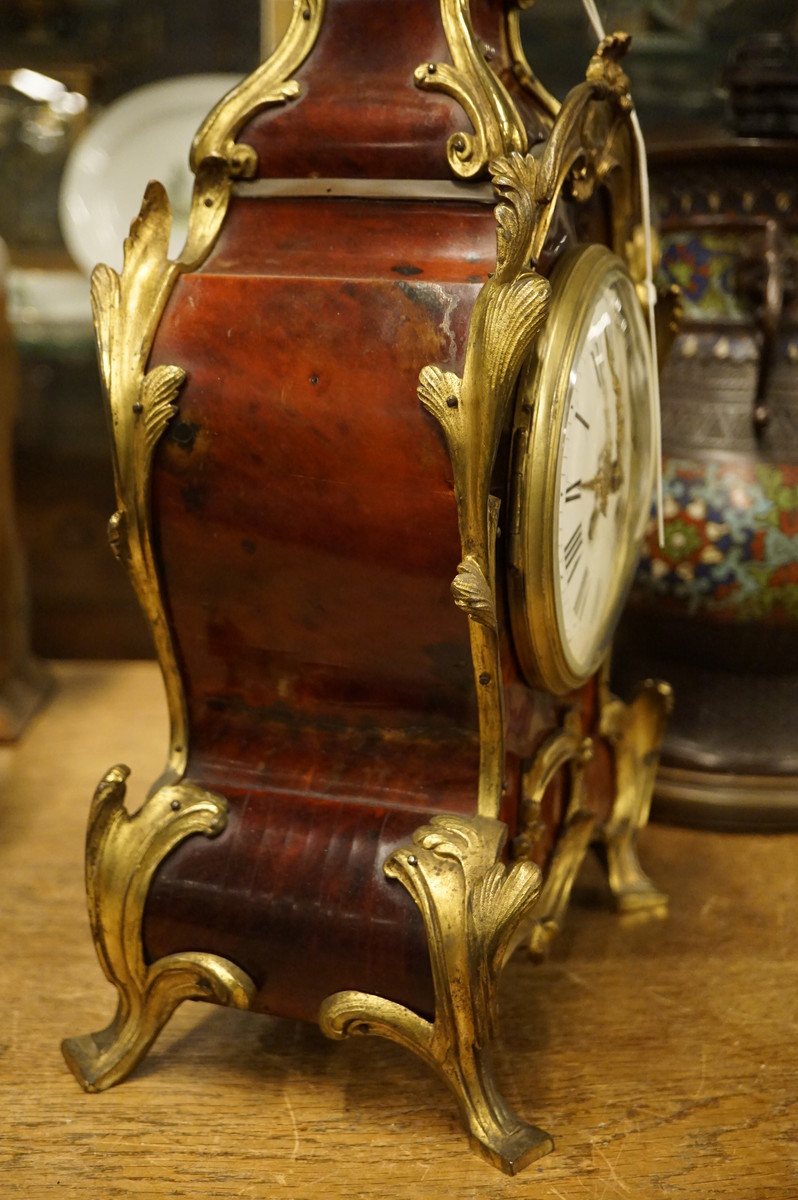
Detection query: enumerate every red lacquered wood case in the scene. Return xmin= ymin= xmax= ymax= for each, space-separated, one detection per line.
xmin=63 ymin=0 xmax=672 ymax=1174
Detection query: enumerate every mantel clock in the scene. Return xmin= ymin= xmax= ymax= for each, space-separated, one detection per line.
xmin=63 ymin=0 xmax=675 ymax=1175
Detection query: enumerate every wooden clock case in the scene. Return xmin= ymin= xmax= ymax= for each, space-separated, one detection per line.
xmin=62 ymin=0 xmax=673 ymax=1174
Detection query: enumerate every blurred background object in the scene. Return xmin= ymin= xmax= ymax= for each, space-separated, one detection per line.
xmin=518 ymin=0 xmax=798 ymax=136
xmin=0 ymin=235 xmax=51 ymax=738
xmin=0 ymin=0 xmax=259 ymax=661
xmin=58 ymin=74 xmax=243 ymax=278
xmin=612 ymin=27 xmax=798 ymax=828
xmin=0 ymin=65 xmax=89 ymax=263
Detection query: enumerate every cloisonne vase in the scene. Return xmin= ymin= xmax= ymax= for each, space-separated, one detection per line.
xmin=61 ymin=0 xmax=670 ymax=1173
xmin=617 ymin=41 xmax=798 ymax=829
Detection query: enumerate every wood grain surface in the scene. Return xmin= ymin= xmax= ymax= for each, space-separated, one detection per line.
xmin=1 ymin=661 xmax=796 ymax=1198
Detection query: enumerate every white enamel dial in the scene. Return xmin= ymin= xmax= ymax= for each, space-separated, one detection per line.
xmin=554 ymin=277 xmax=640 ymax=676
xmin=508 ymin=245 xmax=655 ymax=694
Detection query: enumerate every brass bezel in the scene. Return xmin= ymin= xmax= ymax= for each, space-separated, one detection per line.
xmin=508 ymin=243 xmax=654 ymax=695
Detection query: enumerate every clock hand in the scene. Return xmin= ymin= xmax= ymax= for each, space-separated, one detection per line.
xmin=580 ymin=442 xmax=612 ymax=539
xmin=591 ymin=345 xmax=614 ymax=467
xmin=578 ymin=337 xmax=627 ymax=541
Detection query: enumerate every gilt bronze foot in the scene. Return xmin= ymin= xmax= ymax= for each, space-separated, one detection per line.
xmin=600 ymin=679 xmax=673 ymax=913
xmin=319 ymin=813 xmax=552 ymax=1175
xmin=62 ymin=766 xmax=255 ymax=1092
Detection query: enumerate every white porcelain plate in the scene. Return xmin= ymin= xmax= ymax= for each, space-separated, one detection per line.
xmin=59 ymin=74 xmax=243 ymax=277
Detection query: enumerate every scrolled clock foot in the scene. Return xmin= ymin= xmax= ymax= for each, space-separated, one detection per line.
xmin=62 ymin=1014 xmax=150 ymax=1094
xmin=468 ymin=1122 xmax=554 ymax=1176
xmin=528 ymin=917 xmax=561 ymax=963
xmin=322 ymin=987 xmax=553 ymax=1175
xmin=319 ymin=814 xmax=551 ymax=1174
xmin=62 ymin=1034 xmax=133 ymax=1094
xmin=444 ymin=1037 xmax=554 ymax=1175
xmin=63 ymin=766 xmax=256 ymax=1091
xmin=598 ymin=836 xmax=669 ymax=914
xmin=600 ymin=675 xmax=673 ymax=915
xmin=62 ymin=951 xmax=255 ymax=1092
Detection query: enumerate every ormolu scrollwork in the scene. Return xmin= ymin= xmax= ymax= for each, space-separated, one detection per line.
xmin=512 ymin=708 xmax=591 ymax=859
xmin=61 ymin=766 xmax=256 ymax=1092
xmin=418 ymin=32 xmax=647 ymax=825
xmin=511 ymin=678 xmax=671 ymax=962
xmin=527 ymin=33 xmax=640 ymax=263
xmin=506 ymin=7 xmax=560 ymax=123
xmin=191 ymin=0 xmax=326 ymax=178
xmin=320 ymin=814 xmax=552 ymax=1175
xmin=418 ymin=151 xmax=551 ymax=820
xmin=416 ymin=0 xmax=529 ymax=179
xmin=92 ymin=183 xmax=189 ymax=781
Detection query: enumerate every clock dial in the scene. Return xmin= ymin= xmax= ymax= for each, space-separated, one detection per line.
xmin=555 ymin=280 xmax=640 ymax=676
xmin=508 ymin=246 xmax=654 ymax=694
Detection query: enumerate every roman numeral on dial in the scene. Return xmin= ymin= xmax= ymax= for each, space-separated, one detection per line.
xmin=563 ymin=523 xmax=583 ymax=582
xmin=574 ymin=567 xmax=589 ymax=619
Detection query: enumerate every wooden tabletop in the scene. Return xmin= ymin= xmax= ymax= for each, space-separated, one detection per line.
xmin=2 ymin=661 xmax=796 ymax=1198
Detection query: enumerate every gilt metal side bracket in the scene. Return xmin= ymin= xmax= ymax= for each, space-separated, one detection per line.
xmin=418 ymin=150 xmax=551 ymax=821
xmin=511 ymin=682 xmax=672 ymax=966
xmin=418 ymin=32 xmax=647 ymax=827
xmin=510 ymin=709 xmax=598 ymax=960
